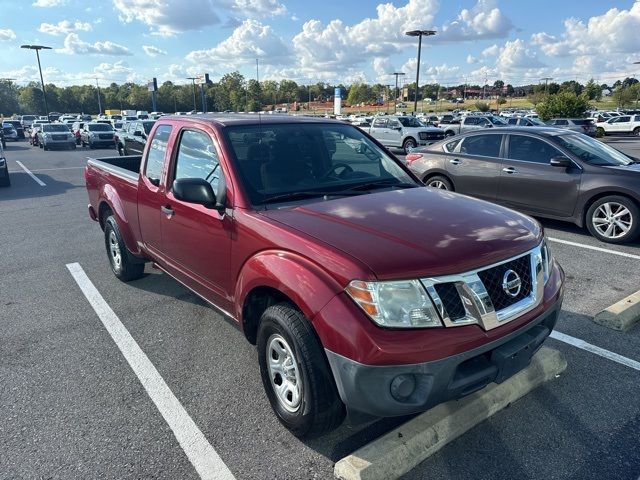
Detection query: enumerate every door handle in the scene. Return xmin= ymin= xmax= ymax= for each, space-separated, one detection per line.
xmin=449 ymin=158 xmax=461 ymax=165
xmin=161 ymin=205 xmax=174 ymax=217
xmin=502 ymin=167 xmax=518 ymax=174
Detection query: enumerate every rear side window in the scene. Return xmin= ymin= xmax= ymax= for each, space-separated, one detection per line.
xmin=145 ymin=125 xmax=172 ymax=183
xmin=443 ymin=138 xmax=461 ymax=152
xmin=508 ymin=135 xmax=561 ymax=164
xmin=372 ymin=118 xmax=388 ymax=128
xmin=459 ymin=134 xmax=502 ymax=157
xmin=174 ymin=129 xmax=224 ymax=197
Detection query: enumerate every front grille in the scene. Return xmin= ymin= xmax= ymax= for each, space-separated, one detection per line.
xmin=98 ymin=134 xmax=113 ymax=139
xmin=434 ymin=283 xmax=466 ymax=321
xmin=419 ymin=132 xmax=445 ymax=141
xmin=477 ymin=254 xmax=532 ymax=311
xmin=52 ymin=134 xmax=67 ymax=140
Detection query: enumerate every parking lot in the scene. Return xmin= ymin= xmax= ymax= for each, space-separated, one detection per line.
xmin=1 ymin=137 xmax=640 ymax=480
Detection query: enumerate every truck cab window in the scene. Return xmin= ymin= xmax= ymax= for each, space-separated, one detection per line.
xmin=145 ymin=125 xmax=172 ymax=184
xmin=174 ymin=129 xmax=225 ymax=197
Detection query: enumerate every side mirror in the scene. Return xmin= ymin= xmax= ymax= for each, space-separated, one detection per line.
xmin=550 ymin=156 xmax=572 ymax=168
xmin=134 ymin=130 xmax=142 ymax=137
xmin=173 ymin=178 xmax=217 ymax=209
xmin=483 ymin=123 xmax=493 ymax=128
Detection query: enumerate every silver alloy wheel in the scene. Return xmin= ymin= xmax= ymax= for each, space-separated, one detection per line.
xmin=428 ymin=180 xmax=448 ymax=189
xmin=592 ymin=202 xmax=633 ymax=239
xmin=266 ymin=334 xmax=302 ymax=413
xmin=108 ymin=230 xmax=122 ymax=269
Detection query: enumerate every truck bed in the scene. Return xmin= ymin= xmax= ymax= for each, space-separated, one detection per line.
xmin=86 ymin=155 xmax=142 ymax=183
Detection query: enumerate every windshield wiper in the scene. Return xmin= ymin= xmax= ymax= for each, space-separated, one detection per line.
xmin=262 ymin=190 xmax=363 ymax=204
xmin=343 ymin=179 xmax=419 ymax=192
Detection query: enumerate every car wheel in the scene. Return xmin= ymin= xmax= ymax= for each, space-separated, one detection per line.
xmin=596 ymin=127 xmax=605 ymax=137
xmin=633 ymin=127 xmax=640 ymax=137
xmin=104 ymin=215 xmax=146 ymax=281
xmin=402 ymin=137 xmax=417 ymax=154
xmin=257 ymin=302 xmax=345 ymax=438
xmin=586 ymin=196 xmax=640 ymax=244
xmin=425 ymin=175 xmax=453 ymax=191
xmin=43 ymin=144 xmax=49 ymax=151
xmin=445 ymin=131 xmax=455 ymax=137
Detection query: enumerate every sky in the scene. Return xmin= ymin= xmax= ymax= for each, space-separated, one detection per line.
xmin=0 ymin=0 xmax=639 ymax=89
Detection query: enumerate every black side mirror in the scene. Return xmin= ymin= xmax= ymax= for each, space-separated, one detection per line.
xmin=550 ymin=156 xmax=572 ymax=168
xmin=173 ymin=178 xmax=217 ymax=209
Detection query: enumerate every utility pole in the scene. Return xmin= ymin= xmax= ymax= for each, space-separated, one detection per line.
xmin=95 ymin=78 xmax=102 ymax=115
xmin=541 ymin=77 xmax=553 ymax=96
xmin=482 ymin=74 xmax=488 ymax=100
xmin=385 ymin=84 xmax=392 ymax=113
xmin=186 ymin=77 xmax=197 ymax=112
xmin=391 ymin=72 xmax=405 ymax=113
xmin=21 ymin=45 xmax=52 ymax=117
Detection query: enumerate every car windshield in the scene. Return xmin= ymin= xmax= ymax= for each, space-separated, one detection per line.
xmin=398 ymin=117 xmax=423 ymax=128
xmin=223 ymin=122 xmax=417 ymax=206
xmin=43 ymin=124 xmax=69 ymax=132
xmin=571 ymin=119 xmax=592 ymax=125
xmin=556 ymin=134 xmax=634 ymax=166
xmin=23 ymin=115 xmax=36 ymax=120
xmin=88 ymin=124 xmax=113 ymax=131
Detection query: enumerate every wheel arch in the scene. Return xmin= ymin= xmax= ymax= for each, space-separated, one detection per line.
xmin=581 ymin=191 xmax=640 ymax=227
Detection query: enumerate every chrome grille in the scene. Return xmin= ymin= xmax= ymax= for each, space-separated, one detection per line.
xmin=477 ymin=255 xmax=532 ymax=311
xmin=52 ymin=134 xmax=67 ymax=140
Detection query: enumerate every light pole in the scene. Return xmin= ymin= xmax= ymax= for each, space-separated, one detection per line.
xmin=405 ymin=30 xmax=436 ymax=115
xmin=186 ymin=77 xmax=197 ymax=112
xmin=95 ymin=78 xmax=102 ymax=115
xmin=21 ymin=44 xmax=52 ymax=117
xmin=391 ymin=72 xmax=405 ymax=113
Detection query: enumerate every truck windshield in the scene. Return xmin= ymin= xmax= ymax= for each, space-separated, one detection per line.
xmin=43 ymin=124 xmax=69 ymax=132
xmin=224 ymin=123 xmax=417 ymax=206
xmin=398 ymin=117 xmax=423 ymax=128
xmin=88 ymin=124 xmax=114 ymax=132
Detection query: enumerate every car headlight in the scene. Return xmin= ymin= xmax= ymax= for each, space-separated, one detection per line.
xmin=346 ymin=279 xmax=442 ymax=328
xmin=541 ymin=239 xmax=552 ymax=284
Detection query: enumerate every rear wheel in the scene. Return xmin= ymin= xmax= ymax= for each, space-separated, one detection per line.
xmin=633 ymin=127 xmax=640 ymax=137
xmin=596 ymin=127 xmax=605 ymax=137
xmin=257 ymin=303 xmax=345 ymax=438
xmin=104 ymin=215 xmax=145 ymax=281
xmin=586 ymin=196 xmax=640 ymax=244
xmin=425 ymin=175 xmax=453 ymax=191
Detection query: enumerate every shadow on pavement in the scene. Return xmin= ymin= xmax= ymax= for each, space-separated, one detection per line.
xmin=0 ymin=171 xmax=78 ymax=201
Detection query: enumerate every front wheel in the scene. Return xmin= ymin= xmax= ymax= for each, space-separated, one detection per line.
xmin=257 ymin=303 xmax=345 ymax=438
xmin=596 ymin=127 xmax=605 ymax=137
xmin=425 ymin=175 xmax=453 ymax=190
xmin=104 ymin=215 xmax=145 ymax=281
xmin=586 ymin=196 xmax=640 ymax=244
xmin=633 ymin=127 xmax=640 ymax=137
xmin=402 ymin=137 xmax=417 ymax=154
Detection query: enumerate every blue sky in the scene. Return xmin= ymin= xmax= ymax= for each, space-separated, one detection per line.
xmin=1 ymin=0 xmax=639 ymax=88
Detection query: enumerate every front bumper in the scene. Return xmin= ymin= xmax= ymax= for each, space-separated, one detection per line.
xmin=43 ymin=139 xmax=75 ymax=148
xmin=325 ymin=297 xmax=561 ymax=417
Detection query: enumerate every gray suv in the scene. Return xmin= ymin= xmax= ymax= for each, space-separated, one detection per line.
xmin=406 ymin=127 xmax=640 ymax=243
xmin=40 ymin=124 xmax=76 ymax=150
xmin=546 ymin=118 xmax=596 ymax=137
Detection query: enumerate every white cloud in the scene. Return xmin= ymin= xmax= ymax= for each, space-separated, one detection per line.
xmin=56 ymin=33 xmax=132 ymax=56
xmin=0 ymin=29 xmax=16 ymax=41
xmin=482 ymin=44 xmax=499 ymax=57
xmin=372 ymin=57 xmax=395 ymax=82
xmin=495 ymin=39 xmax=544 ymax=71
xmin=401 ymin=58 xmax=461 ymax=84
xmin=437 ymin=0 xmax=513 ymax=42
xmin=231 ymin=0 xmax=286 ymax=17
xmin=32 ymin=0 xmax=65 ymax=6
xmin=466 ymin=54 xmax=478 ymax=64
xmin=143 ymin=45 xmax=167 ymax=57
xmin=39 ymin=20 xmax=92 ymax=36
xmin=186 ymin=19 xmax=291 ymax=69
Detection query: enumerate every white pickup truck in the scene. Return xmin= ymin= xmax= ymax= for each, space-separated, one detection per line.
xmin=366 ymin=115 xmax=445 ymax=153
xmin=441 ymin=115 xmax=508 ymax=137
xmin=596 ymin=115 xmax=640 ymax=137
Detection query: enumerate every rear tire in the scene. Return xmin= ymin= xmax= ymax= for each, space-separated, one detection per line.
xmin=104 ymin=215 xmax=145 ymax=281
xmin=633 ymin=127 xmax=640 ymax=137
xmin=596 ymin=127 xmax=605 ymax=137
xmin=257 ymin=303 xmax=345 ymax=438
xmin=586 ymin=196 xmax=640 ymax=244
xmin=425 ymin=175 xmax=453 ymax=191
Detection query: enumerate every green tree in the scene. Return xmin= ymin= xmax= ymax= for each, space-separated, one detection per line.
xmin=612 ymin=85 xmax=636 ymax=107
xmin=278 ymin=79 xmax=299 ymax=104
xmin=493 ymin=80 xmax=504 ymax=91
xmin=0 ymin=80 xmax=20 ymax=115
xmin=560 ymin=80 xmax=583 ymax=96
xmin=346 ymin=82 xmax=375 ymax=106
xmin=583 ymin=79 xmax=601 ymax=101
xmin=536 ymin=92 xmax=590 ymax=121
xmin=19 ymin=87 xmax=45 ymax=114
xmin=474 ymin=101 xmax=490 ymax=112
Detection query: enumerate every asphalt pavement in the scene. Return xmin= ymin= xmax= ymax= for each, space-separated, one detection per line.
xmin=1 ymin=137 xmax=639 ymax=480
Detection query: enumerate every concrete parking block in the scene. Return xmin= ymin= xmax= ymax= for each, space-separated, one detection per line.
xmin=594 ymin=290 xmax=640 ymax=332
xmin=334 ymin=347 xmax=567 ymax=480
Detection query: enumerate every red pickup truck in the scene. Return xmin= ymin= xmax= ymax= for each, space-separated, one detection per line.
xmin=85 ymin=115 xmax=564 ymax=438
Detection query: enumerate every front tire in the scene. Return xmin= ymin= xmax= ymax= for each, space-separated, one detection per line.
xmin=425 ymin=175 xmax=453 ymax=190
xmin=586 ymin=196 xmax=640 ymax=244
xmin=257 ymin=303 xmax=345 ymax=438
xmin=104 ymin=215 xmax=145 ymax=281
xmin=402 ymin=137 xmax=417 ymax=154
xmin=633 ymin=127 xmax=640 ymax=137
xmin=596 ymin=127 xmax=605 ymax=137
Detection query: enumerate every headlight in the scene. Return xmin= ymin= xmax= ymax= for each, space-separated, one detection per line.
xmin=541 ymin=239 xmax=551 ymax=283
xmin=345 ymin=279 xmax=442 ymax=328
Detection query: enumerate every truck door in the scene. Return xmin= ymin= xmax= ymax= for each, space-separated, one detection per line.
xmin=369 ymin=117 xmax=389 ymax=146
xmin=160 ymin=127 xmax=233 ymax=311
xmin=137 ymin=124 xmax=173 ymax=255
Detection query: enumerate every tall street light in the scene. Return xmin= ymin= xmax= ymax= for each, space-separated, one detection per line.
xmin=391 ymin=72 xmax=405 ymax=113
xmin=405 ymin=30 xmax=436 ymax=114
xmin=21 ymin=44 xmax=52 ymax=118
xmin=186 ymin=77 xmax=197 ymax=112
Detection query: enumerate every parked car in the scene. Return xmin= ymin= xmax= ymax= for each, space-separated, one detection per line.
xmin=40 ymin=123 xmax=76 ymax=150
xmin=81 ymin=122 xmax=116 ymax=149
xmin=118 ymin=120 xmax=156 ymax=156
xmin=546 ymin=118 xmax=596 ymax=137
xmin=406 ymin=127 xmax=640 ymax=243
xmin=506 ymin=117 xmax=547 ymax=127
xmin=21 ymin=114 xmax=37 ymax=129
xmin=2 ymin=123 xmax=18 ymax=143
xmin=85 ymin=115 xmax=564 ymax=437
xmin=366 ymin=115 xmax=445 ymax=153
xmin=596 ymin=115 xmax=640 ymax=137
xmin=442 ymin=115 xmax=507 ymax=136
xmin=31 ymin=119 xmax=50 ymax=132
xmin=0 ymin=143 xmax=9 ymax=187
xmin=71 ymin=122 xmax=85 ymax=145
xmin=4 ymin=120 xmax=25 ymax=139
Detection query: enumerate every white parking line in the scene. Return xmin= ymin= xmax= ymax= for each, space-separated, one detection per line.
xmin=15 ymin=161 xmax=46 ymax=186
xmin=550 ymin=330 xmax=640 ymax=372
xmin=548 ymin=237 xmax=640 ymax=261
xmin=66 ymin=263 xmax=235 ymax=480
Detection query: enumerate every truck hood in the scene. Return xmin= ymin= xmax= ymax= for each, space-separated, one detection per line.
xmin=260 ymin=188 xmax=542 ymax=280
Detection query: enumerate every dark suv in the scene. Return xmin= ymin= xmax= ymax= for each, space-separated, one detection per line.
xmin=4 ymin=120 xmax=25 ymax=139
xmin=406 ymin=127 xmax=640 ymax=243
